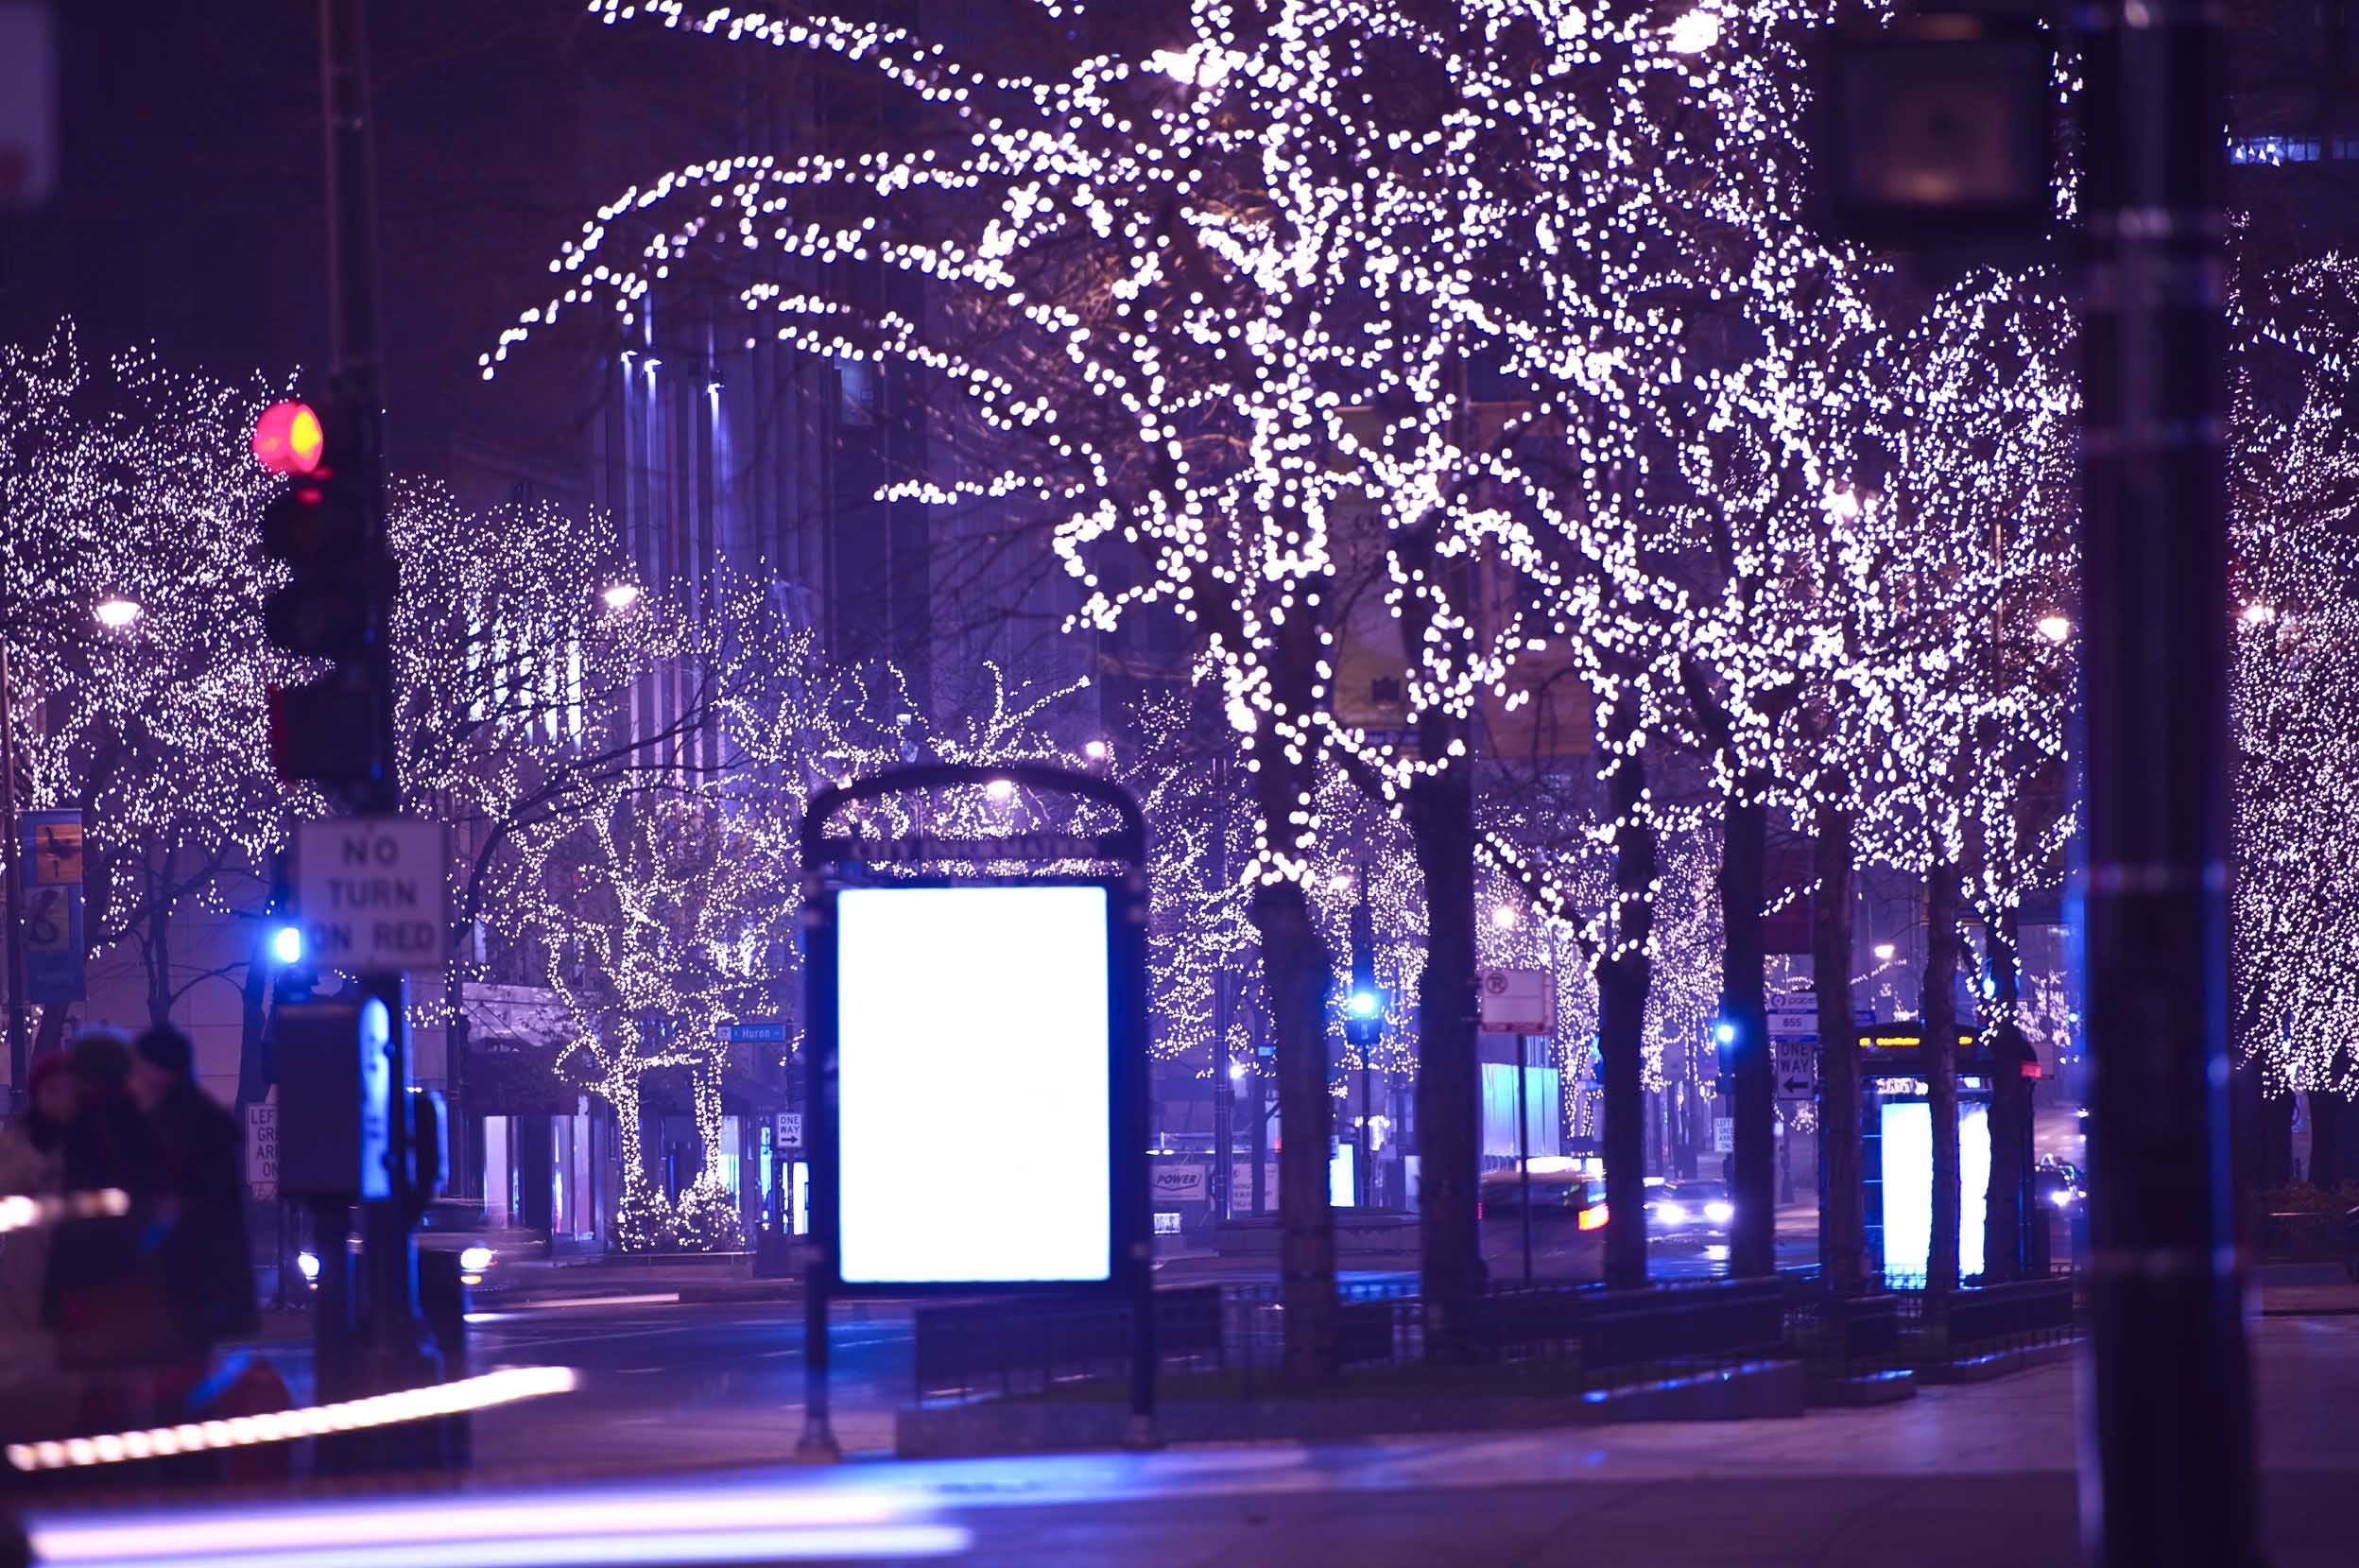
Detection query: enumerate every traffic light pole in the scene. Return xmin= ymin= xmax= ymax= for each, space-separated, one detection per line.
xmin=318 ymin=0 xmax=432 ymax=1412
xmin=2076 ymin=2 xmax=2258 ymax=1563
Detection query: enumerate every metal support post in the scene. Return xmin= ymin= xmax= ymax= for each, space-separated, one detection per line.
xmin=2076 ymin=2 xmax=2257 ymax=1562
xmin=1516 ymin=1034 xmax=1533 ymax=1288
xmin=796 ymin=1263 xmax=837 ymax=1461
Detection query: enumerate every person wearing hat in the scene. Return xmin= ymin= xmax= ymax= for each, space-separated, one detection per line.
xmin=129 ymin=1025 xmax=256 ymax=1367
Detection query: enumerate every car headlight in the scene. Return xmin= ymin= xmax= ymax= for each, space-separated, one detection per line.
xmin=1705 ymin=1200 xmax=1734 ymax=1224
xmin=1656 ymin=1201 xmax=1687 ymax=1225
xmin=296 ymin=1250 xmax=320 ymax=1283
xmin=459 ymin=1245 xmax=495 ymax=1273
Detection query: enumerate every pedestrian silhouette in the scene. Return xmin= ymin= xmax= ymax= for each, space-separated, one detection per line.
xmin=44 ymin=1032 xmax=168 ymax=1431
xmin=130 ymin=1025 xmax=257 ymax=1366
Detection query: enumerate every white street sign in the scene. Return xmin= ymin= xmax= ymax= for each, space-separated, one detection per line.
xmin=1477 ymin=966 xmax=1556 ymax=1035
xmin=1766 ymin=1007 xmax=1816 ymax=1041
xmin=1713 ymin=1116 xmax=1735 ymax=1155
xmin=297 ymin=818 xmax=448 ymax=973
xmin=1775 ymin=1038 xmax=1818 ymax=1102
xmin=775 ymin=1111 xmax=804 ymax=1151
xmin=247 ymin=1101 xmax=279 ymax=1200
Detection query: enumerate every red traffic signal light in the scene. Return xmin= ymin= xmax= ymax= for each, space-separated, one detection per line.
xmin=253 ymin=401 xmax=326 ymax=476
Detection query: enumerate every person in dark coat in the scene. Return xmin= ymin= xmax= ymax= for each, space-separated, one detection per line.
xmin=129 ymin=1025 xmax=257 ymax=1358
xmin=43 ymin=1033 xmax=168 ymax=1432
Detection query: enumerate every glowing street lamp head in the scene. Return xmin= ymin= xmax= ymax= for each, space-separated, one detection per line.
xmin=985 ymin=778 xmax=1015 ymax=802
xmin=2241 ymin=601 xmax=2277 ymax=627
xmin=599 ymin=581 xmax=643 ymax=613
xmin=1664 ymin=9 xmax=1722 ymax=54
xmin=269 ymin=924 xmax=304 ymax=966
xmin=1713 ymin=1020 xmax=1738 ymax=1046
xmin=93 ymin=596 xmax=142 ymax=630
xmin=1347 ymin=989 xmax=1381 ymax=1021
xmin=1084 ymin=739 xmax=1110 ymax=761
xmin=2036 ymin=612 xmax=2073 ymax=644
xmin=252 ymin=401 xmax=325 ymax=476
xmin=1873 ymin=941 xmax=1897 ymax=962
xmin=1490 ymin=904 xmax=1518 ymax=930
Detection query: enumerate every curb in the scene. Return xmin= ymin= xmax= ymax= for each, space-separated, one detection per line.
xmin=894 ymin=1360 xmax=1806 ymax=1459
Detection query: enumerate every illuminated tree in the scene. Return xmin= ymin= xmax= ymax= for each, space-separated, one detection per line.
xmin=1854 ymin=272 xmax=2079 ymax=1290
xmin=2230 ymin=256 xmax=2359 ymax=1171
xmin=0 ymin=324 xmax=301 ymax=1066
xmin=492 ymin=0 xmax=1946 ymax=1339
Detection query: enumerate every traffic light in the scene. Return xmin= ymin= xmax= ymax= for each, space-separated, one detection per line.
xmin=255 ymin=399 xmax=392 ymax=793
xmin=1345 ymin=878 xmax=1383 ymax=1048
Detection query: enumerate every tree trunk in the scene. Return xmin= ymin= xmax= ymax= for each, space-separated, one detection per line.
xmin=1923 ymin=862 xmax=1963 ymax=1301
xmin=1598 ymin=737 xmax=1657 ymax=1291
xmin=1406 ymin=749 xmax=1482 ymax=1355
xmin=1983 ymin=909 xmax=2032 ymax=1280
xmin=2310 ymin=1089 xmax=2343 ymax=1191
xmin=2256 ymin=1077 xmax=2293 ymax=1191
xmin=1721 ymin=791 xmax=1774 ymax=1276
xmin=1813 ymin=803 xmax=1865 ymax=1293
xmin=145 ymin=859 xmax=174 ymax=1028
xmin=1984 ymin=911 xmax=2036 ymax=1278
xmin=1251 ymin=876 xmax=1338 ymax=1380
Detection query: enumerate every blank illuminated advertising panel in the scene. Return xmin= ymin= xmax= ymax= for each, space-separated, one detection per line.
xmin=835 ymin=883 xmax=1113 ymax=1286
xmin=1879 ymin=1101 xmax=1990 ymax=1281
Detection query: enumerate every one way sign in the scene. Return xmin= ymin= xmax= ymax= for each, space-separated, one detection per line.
xmin=1774 ymin=1037 xmax=1817 ymax=1102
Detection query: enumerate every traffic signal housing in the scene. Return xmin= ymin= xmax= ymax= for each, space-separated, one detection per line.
xmin=256 ymin=400 xmax=392 ymax=793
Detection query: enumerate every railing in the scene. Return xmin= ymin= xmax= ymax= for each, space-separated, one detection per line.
xmin=909 ymin=1275 xmax=1794 ymax=1406
xmin=910 ymin=1285 xmax=1226 ymax=1404
xmin=1789 ymin=1289 xmax=1910 ymax=1388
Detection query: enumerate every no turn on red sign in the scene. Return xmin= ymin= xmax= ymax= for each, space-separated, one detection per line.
xmin=296 ymin=818 xmax=448 ymax=973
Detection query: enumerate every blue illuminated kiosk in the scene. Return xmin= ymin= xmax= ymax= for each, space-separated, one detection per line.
xmin=796 ymin=763 xmax=1154 ymax=1459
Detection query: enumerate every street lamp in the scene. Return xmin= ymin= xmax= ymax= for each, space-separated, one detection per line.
xmin=599 ymin=581 xmax=643 ymax=613
xmin=1490 ymin=904 xmax=1519 ymax=930
xmin=1664 ymin=9 xmax=1722 ymax=53
xmin=2036 ymin=613 xmax=2073 ymax=644
xmin=94 ymin=596 xmax=143 ymax=630
xmin=2239 ymin=601 xmax=2276 ymax=628
xmin=1873 ymin=941 xmax=1897 ymax=962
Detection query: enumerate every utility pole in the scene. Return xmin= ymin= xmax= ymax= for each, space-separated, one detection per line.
xmin=2076 ymin=1 xmax=2258 ymax=1563
xmin=317 ymin=0 xmax=431 ymax=1407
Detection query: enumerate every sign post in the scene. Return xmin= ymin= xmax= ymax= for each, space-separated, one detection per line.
xmin=1478 ymin=968 xmax=1553 ymax=1287
xmin=801 ymin=764 xmax=1152 ymax=1458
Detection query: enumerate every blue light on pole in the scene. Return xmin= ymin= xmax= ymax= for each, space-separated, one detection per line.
xmin=1713 ymin=1020 xmax=1738 ymax=1046
xmin=269 ymin=923 xmax=304 ymax=966
xmin=1347 ymin=988 xmax=1381 ymax=1021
